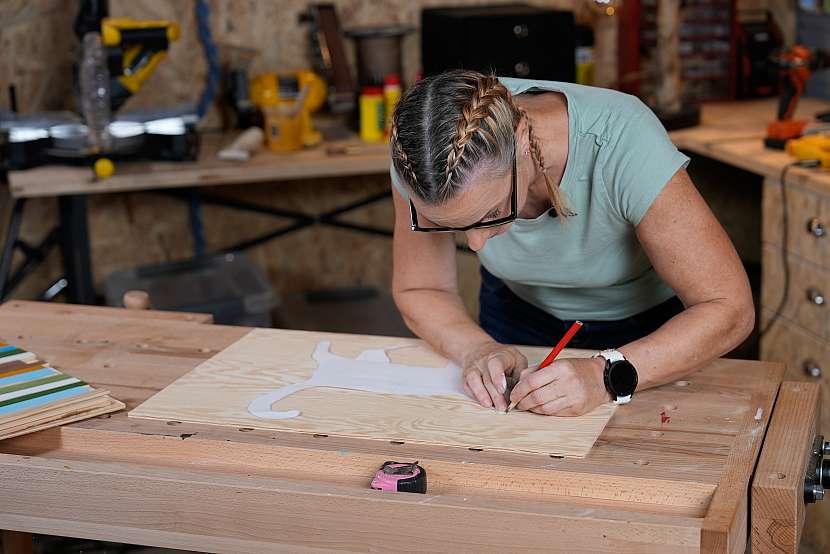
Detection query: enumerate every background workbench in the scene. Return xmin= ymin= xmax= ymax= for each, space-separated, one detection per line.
xmin=4 ymin=97 xmax=829 ymax=312
xmin=0 ymin=300 xmax=817 ymax=553
xmin=2 ymin=129 xmax=393 ymax=305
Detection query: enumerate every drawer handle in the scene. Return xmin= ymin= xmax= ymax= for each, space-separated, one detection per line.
xmin=807 ymin=289 xmax=826 ymax=306
xmin=804 ymin=359 xmax=822 ymax=378
xmin=514 ymin=62 xmax=531 ymax=77
xmin=807 ymin=217 xmax=826 ymax=238
xmin=513 ymin=24 xmax=529 ymax=38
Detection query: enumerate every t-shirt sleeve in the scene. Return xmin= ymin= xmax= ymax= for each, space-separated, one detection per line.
xmin=390 ymin=163 xmax=411 ymax=200
xmin=601 ymin=96 xmax=690 ymax=226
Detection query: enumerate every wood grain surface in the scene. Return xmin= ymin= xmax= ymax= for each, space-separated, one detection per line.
xmin=130 ymin=328 xmax=615 ymax=457
xmin=752 ymin=381 xmax=820 ymax=553
xmin=0 ymin=302 xmax=791 ymax=552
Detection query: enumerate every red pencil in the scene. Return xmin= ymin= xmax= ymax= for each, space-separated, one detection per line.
xmin=506 ymin=320 xmax=583 ymax=413
xmin=538 ymin=320 xmax=584 ymax=370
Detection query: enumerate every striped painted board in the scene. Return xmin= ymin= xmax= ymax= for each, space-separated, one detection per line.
xmin=0 ymin=341 xmax=124 ymax=440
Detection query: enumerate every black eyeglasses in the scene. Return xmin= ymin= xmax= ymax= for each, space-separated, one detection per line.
xmin=409 ymin=150 xmax=518 ymax=233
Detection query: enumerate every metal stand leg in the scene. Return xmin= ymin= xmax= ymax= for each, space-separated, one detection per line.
xmin=1 ymin=530 xmax=33 ymax=554
xmin=58 ymin=195 xmax=95 ymax=304
xmin=0 ymin=199 xmax=25 ymax=301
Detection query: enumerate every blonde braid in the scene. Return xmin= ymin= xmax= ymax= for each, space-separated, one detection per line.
xmin=390 ymin=124 xmax=419 ymax=189
xmin=525 ymin=115 xmax=572 ymax=217
xmin=505 ymin=96 xmax=572 ymax=218
xmin=444 ymin=75 xmax=505 ymax=189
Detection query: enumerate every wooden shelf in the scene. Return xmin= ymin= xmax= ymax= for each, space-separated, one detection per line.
xmin=7 ymin=129 xmax=391 ymax=199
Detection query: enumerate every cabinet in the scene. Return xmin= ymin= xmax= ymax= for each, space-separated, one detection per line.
xmin=760 ymin=175 xmax=830 ymax=552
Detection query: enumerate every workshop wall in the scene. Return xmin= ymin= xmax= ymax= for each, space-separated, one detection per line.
xmin=0 ymin=0 xmax=614 ymax=315
xmin=0 ymin=0 xmax=78 ymax=300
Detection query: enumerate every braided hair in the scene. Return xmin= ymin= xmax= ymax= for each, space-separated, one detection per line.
xmin=390 ymin=70 xmax=569 ymax=217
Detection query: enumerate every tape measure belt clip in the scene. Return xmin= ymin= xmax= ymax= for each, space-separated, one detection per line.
xmin=371 ymin=460 xmax=427 ymax=494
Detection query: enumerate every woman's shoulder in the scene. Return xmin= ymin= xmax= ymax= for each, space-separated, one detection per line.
xmin=499 ymin=77 xmax=650 ymax=137
xmin=560 ymin=85 xmax=651 ymax=139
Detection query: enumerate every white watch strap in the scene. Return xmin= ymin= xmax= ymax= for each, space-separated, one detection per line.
xmin=597 ymin=349 xmax=625 ymax=363
xmin=595 ymin=349 xmax=631 ymax=404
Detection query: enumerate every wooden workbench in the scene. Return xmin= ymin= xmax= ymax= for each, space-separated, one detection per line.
xmin=2 ymin=127 xmax=393 ymax=304
xmin=4 ymin=97 xmax=828 ymax=307
xmin=7 ymin=130 xmax=391 ymax=200
xmin=669 ymin=97 xmax=830 ymax=196
xmin=0 ymin=301 xmax=821 ymax=553
xmin=6 ymin=97 xmax=828 ymax=200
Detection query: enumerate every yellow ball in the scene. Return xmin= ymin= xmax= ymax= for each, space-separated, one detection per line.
xmin=94 ymin=158 xmax=115 ymax=179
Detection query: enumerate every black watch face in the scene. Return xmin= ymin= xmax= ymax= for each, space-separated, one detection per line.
xmin=608 ymin=360 xmax=638 ymax=396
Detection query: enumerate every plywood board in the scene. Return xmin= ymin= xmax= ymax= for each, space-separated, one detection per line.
xmin=0 ymin=339 xmax=125 ymax=441
xmin=130 ymin=329 xmax=615 ymax=457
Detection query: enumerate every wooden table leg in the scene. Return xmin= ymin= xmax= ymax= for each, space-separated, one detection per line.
xmin=751 ymin=381 xmax=821 ymax=553
xmin=1 ymin=530 xmax=33 ymax=554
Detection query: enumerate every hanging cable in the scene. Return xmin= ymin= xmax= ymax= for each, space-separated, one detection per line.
xmin=760 ymin=159 xmax=821 ymax=337
xmin=190 ymin=0 xmax=219 ymax=256
xmin=195 ymin=0 xmax=220 ymax=120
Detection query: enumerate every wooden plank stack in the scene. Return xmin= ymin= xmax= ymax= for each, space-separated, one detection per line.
xmin=0 ymin=341 xmax=124 ymax=440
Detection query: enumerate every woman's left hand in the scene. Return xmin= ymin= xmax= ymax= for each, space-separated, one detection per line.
xmin=509 ymin=357 xmax=612 ymax=416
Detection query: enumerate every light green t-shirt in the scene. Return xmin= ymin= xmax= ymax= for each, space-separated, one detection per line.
xmin=391 ymin=78 xmax=690 ymax=320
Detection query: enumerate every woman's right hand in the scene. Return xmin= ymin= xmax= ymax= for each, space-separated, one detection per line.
xmin=461 ymin=342 xmax=528 ymax=411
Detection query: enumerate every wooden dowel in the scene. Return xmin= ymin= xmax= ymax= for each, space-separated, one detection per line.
xmin=123 ymin=290 xmax=151 ymax=310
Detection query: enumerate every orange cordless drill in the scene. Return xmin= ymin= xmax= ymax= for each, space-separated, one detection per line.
xmin=765 ymin=45 xmax=830 ymax=150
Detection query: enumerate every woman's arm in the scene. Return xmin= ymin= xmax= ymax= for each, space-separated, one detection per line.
xmin=510 ymin=168 xmax=754 ymax=415
xmin=621 ymin=167 xmax=755 ymax=386
xmin=391 ymin=187 xmax=526 ymax=410
xmin=392 ymin=186 xmax=487 ymax=360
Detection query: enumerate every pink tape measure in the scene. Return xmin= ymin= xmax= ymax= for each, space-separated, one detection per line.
xmin=371 ymin=461 xmax=427 ymax=494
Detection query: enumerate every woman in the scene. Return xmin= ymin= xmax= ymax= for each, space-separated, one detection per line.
xmin=390 ymin=71 xmax=754 ymax=416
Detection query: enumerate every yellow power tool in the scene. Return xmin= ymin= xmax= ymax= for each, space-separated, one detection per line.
xmin=786 ymin=133 xmax=830 ymax=169
xmin=101 ymin=18 xmax=181 ymax=111
xmin=249 ymin=71 xmax=327 ymax=148
xmin=74 ymin=1 xmax=180 ymax=112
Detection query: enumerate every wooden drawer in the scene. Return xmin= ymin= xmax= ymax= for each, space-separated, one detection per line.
xmin=762 ymin=244 xmax=830 ymax=340
xmin=760 ymin=313 xmax=830 ymax=432
xmin=763 ymin=177 xmax=830 ymax=269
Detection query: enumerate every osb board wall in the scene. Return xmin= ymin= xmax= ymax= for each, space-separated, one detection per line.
xmin=109 ymin=0 xmax=617 ymax=125
xmin=0 ymin=0 xmax=78 ymax=114
xmin=0 ymin=0 xmax=611 ymax=315
xmin=88 ymin=175 xmax=483 ymax=315
xmin=0 ymin=1 xmax=775 ymax=315
xmin=0 ymin=0 xmax=79 ymax=301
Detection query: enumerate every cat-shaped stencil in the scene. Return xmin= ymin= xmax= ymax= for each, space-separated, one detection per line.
xmin=247 ymin=340 xmax=466 ymax=419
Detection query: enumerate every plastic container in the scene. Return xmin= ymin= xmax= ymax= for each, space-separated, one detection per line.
xmin=383 ymin=74 xmax=401 ymax=136
xmin=104 ymin=252 xmax=279 ymax=327
xmin=264 ymin=103 xmax=303 ymax=152
xmin=359 ymin=86 xmax=384 ymax=143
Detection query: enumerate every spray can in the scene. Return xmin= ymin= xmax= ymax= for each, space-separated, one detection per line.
xmin=383 ymin=74 xmax=401 ymax=136
xmin=359 ymin=86 xmax=384 ymax=143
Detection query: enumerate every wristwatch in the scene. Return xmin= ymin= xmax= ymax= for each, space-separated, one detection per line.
xmin=594 ymin=349 xmax=638 ymax=405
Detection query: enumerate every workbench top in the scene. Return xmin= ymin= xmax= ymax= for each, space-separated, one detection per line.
xmin=669 ymin=97 xmax=830 ymax=196
xmin=7 ymin=97 xmax=829 ymax=199
xmin=7 ymin=128 xmax=391 ymax=199
xmin=0 ymin=301 xmax=794 ymax=553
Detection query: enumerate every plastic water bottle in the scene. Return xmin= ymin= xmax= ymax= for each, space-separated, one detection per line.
xmin=79 ymin=32 xmax=112 ymax=152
